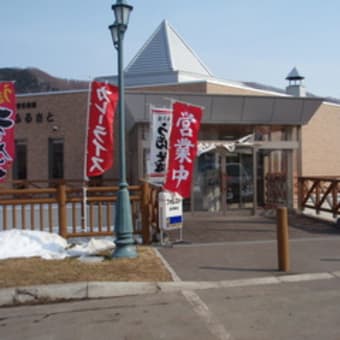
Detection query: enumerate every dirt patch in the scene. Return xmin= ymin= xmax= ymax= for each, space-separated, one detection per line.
xmin=0 ymin=246 xmax=173 ymax=288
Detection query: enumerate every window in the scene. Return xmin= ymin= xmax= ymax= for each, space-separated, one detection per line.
xmin=48 ymin=138 xmax=64 ymax=179
xmin=12 ymin=139 xmax=27 ymax=180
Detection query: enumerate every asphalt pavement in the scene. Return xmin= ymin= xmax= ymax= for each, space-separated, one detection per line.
xmin=157 ymin=212 xmax=340 ymax=281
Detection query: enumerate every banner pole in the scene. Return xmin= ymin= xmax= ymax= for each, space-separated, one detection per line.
xmin=82 ymin=80 xmax=92 ymax=230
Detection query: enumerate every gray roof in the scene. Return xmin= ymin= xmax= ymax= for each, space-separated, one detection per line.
xmin=98 ymin=20 xmax=215 ymax=86
xmin=286 ymin=67 xmax=304 ymax=80
xmin=242 ymin=81 xmax=340 ymax=105
xmin=125 ymin=20 xmax=213 ymax=78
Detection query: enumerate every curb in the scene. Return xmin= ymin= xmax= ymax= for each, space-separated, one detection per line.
xmin=0 ymin=271 xmax=339 ymax=307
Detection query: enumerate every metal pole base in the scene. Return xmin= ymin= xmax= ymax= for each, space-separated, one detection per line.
xmin=113 ymin=244 xmax=137 ymax=258
xmin=112 ymin=186 xmax=137 ymax=258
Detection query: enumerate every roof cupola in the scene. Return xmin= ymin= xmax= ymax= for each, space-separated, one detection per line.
xmin=286 ymin=67 xmax=306 ymax=97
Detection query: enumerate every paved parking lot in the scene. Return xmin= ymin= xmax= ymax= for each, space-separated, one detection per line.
xmin=158 ymin=212 xmax=340 ymax=281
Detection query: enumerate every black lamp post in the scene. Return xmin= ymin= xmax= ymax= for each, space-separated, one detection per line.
xmin=109 ymin=0 xmax=137 ymax=258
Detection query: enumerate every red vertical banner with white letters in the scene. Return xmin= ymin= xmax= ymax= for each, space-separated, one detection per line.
xmin=0 ymin=82 xmax=16 ymax=182
xmin=163 ymin=102 xmax=202 ymax=198
xmin=86 ymin=81 xmax=118 ymax=177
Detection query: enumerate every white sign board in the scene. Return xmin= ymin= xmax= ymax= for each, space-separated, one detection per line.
xmin=158 ymin=191 xmax=183 ymax=231
xmin=148 ymin=107 xmax=172 ymax=184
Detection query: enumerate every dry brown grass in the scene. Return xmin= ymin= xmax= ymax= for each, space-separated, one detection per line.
xmin=0 ymin=246 xmax=173 ymax=288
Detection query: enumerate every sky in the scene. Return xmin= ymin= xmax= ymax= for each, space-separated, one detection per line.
xmin=2 ymin=0 xmax=340 ymax=98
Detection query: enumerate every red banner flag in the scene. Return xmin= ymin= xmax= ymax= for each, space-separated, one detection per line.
xmin=163 ymin=102 xmax=202 ymax=198
xmin=0 ymin=82 xmax=16 ymax=182
xmin=86 ymin=81 xmax=118 ymax=177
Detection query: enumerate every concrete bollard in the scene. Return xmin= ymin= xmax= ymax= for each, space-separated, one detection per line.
xmin=276 ymin=207 xmax=290 ymax=272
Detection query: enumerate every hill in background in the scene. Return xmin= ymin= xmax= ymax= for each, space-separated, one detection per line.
xmin=0 ymin=67 xmax=89 ymax=94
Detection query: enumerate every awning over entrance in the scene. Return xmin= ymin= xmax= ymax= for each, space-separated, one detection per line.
xmin=126 ymin=92 xmax=324 ymax=126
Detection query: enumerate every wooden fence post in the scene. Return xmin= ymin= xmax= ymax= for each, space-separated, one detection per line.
xmin=141 ymin=181 xmax=151 ymax=244
xmin=276 ymin=206 xmax=290 ymax=272
xmin=58 ymin=184 xmax=67 ymax=238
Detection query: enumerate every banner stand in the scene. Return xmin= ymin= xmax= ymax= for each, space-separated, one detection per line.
xmin=158 ymin=191 xmax=183 ymax=245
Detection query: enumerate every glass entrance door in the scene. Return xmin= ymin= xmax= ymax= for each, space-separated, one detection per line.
xmin=193 ymin=148 xmax=254 ymax=213
xmin=225 ymin=151 xmax=254 ymax=209
xmin=192 ymin=151 xmax=222 ymax=212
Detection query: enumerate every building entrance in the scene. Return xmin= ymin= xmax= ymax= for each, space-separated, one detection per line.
xmin=192 ymin=148 xmax=254 ymax=213
xmin=191 ymin=146 xmax=294 ymax=214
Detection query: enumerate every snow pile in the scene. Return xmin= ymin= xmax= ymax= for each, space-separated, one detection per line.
xmin=67 ymin=238 xmax=115 ymax=257
xmin=0 ymin=230 xmax=68 ymax=260
xmin=0 ymin=230 xmax=115 ymax=260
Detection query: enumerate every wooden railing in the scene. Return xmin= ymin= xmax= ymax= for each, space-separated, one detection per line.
xmin=0 ymin=181 xmax=162 ymax=243
xmin=0 ymin=187 xmax=58 ymax=233
xmin=298 ymin=176 xmax=340 ymax=218
xmin=3 ymin=178 xmax=119 ymax=189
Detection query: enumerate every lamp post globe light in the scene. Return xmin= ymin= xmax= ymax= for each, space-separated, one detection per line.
xmin=109 ymin=0 xmax=137 ymax=258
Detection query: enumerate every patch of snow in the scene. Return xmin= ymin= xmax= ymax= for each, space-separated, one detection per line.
xmin=0 ymin=230 xmax=116 ymax=260
xmin=67 ymin=238 xmax=115 ymax=257
xmin=302 ymin=208 xmax=337 ymax=223
xmin=77 ymin=256 xmax=105 ymax=263
xmin=0 ymin=230 xmax=68 ymax=260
